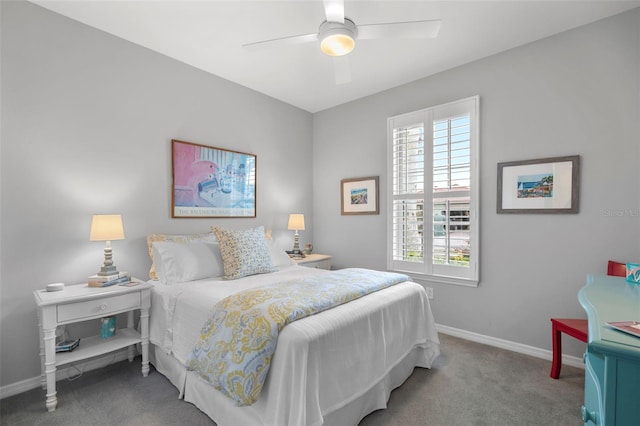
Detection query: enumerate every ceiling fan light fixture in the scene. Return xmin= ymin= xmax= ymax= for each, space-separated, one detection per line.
xmin=319 ymin=19 xmax=357 ymax=57
xmin=321 ymin=33 xmax=355 ymax=56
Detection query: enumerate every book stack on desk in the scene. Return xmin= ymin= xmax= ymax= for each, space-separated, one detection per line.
xmin=88 ymin=272 xmax=131 ymax=287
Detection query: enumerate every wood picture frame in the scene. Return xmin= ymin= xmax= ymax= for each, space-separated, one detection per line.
xmin=341 ymin=176 xmax=379 ymax=215
xmin=497 ymin=155 xmax=580 ymax=214
xmin=171 ymin=139 xmax=256 ymax=218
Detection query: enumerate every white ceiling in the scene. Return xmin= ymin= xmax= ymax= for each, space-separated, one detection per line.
xmin=31 ymin=0 xmax=640 ymax=113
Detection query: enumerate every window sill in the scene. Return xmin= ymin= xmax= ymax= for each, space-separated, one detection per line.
xmin=399 ymin=272 xmax=479 ymax=288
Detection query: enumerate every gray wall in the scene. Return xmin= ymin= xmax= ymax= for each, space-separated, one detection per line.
xmin=0 ymin=1 xmax=312 ymax=388
xmin=1 ymin=0 xmax=639 ymax=391
xmin=313 ymin=8 xmax=640 ymax=358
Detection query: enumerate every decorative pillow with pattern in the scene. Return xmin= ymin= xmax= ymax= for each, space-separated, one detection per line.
xmin=146 ymin=232 xmax=217 ymax=280
xmin=212 ymin=226 xmax=276 ymax=279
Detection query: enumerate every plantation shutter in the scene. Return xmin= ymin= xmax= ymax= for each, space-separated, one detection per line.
xmin=391 ymin=119 xmax=427 ymax=273
xmin=388 ymin=96 xmax=479 ymax=285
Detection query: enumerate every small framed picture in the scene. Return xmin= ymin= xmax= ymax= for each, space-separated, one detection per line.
xmin=341 ymin=176 xmax=379 ymax=215
xmin=497 ymin=155 xmax=580 ymax=214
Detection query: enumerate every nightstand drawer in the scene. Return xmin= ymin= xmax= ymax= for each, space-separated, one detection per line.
xmin=57 ymin=292 xmax=141 ymax=322
xmin=294 ymin=254 xmax=332 ymax=270
xmin=303 ymin=259 xmax=331 ymax=269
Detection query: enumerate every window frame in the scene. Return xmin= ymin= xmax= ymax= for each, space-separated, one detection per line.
xmin=386 ymin=96 xmax=480 ymax=287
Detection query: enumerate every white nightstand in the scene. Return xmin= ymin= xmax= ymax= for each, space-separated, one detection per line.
xmin=33 ymin=281 xmax=151 ymax=412
xmin=293 ymin=254 xmax=332 ymax=270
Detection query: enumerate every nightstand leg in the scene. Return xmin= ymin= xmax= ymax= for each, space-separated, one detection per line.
xmin=43 ymin=327 xmax=57 ymax=411
xmin=126 ymin=311 xmax=134 ymax=362
xmin=140 ymin=306 xmax=149 ymax=377
xmin=37 ymin=310 xmax=46 ymax=390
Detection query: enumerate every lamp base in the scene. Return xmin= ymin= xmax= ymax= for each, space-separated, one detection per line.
xmin=97 ymin=265 xmax=119 ymax=276
xmin=292 ymin=232 xmax=301 ymax=252
xmin=97 ymin=244 xmax=119 ymax=276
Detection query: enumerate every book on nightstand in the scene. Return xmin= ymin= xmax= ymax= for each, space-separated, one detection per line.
xmin=56 ymin=338 xmax=80 ymax=353
xmin=88 ymin=272 xmax=131 ymax=287
xmin=119 ymin=278 xmax=142 ymax=287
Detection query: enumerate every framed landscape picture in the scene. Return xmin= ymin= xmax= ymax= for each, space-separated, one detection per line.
xmin=341 ymin=176 xmax=379 ymax=215
xmin=497 ymin=155 xmax=580 ymax=214
xmin=172 ymin=139 xmax=256 ymax=218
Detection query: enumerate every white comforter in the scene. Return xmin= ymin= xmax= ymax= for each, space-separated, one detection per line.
xmin=149 ymin=265 xmax=440 ymax=426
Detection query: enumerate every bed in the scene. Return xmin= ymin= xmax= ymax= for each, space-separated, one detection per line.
xmin=145 ymin=226 xmax=440 ymax=426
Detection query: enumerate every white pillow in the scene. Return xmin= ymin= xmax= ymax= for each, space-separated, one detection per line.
xmin=146 ymin=232 xmax=217 ymax=280
xmin=152 ymin=241 xmax=223 ymax=284
xmin=267 ymin=239 xmax=295 ymax=268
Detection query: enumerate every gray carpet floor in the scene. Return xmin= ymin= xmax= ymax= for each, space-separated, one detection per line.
xmin=0 ymin=333 xmax=584 ymax=425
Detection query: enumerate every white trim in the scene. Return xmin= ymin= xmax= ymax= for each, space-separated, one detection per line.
xmin=2 ymin=328 xmax=584 ymax=400
xmin=387 ymin=96 xmax=479 ymax=284
xmin=0 ymin=349 xmax=131 ymax=400
xmin=411 ymin=273 xmax=479 ymax=288
xmin=436 ymin=324 xmax=585 ymax=370
xmin=0 ymin=376 xmax=41 ymax=400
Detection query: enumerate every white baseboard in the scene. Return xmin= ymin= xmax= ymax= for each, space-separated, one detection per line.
xmin=436 ymin=323 xmax=585 ymax=370
xmin=0 ymin=349 xmax=132 ymax=400
xmin=1 ymin=327 xmax=584 ymax=400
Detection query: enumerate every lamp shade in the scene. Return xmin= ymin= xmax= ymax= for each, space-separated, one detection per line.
xmin=89 ymin=214 xmax=125 ymax=241
xmin=287 ymin=214 xmax=305 ymax=231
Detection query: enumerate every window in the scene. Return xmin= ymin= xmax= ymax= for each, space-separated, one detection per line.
xmin=387 ymin=96 xmax=479 ymax=285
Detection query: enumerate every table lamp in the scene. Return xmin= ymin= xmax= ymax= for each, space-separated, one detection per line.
xmin=287 ymin=214 xmax=305 ymax=252
xmin=90 ymin=214 xmax=125 ymax=276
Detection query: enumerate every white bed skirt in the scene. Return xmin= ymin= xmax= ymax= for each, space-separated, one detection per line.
xmin=147 ymin=268 xmax=440 ymax=426
xmin=151 ymin=341 xmax=438 ymax=426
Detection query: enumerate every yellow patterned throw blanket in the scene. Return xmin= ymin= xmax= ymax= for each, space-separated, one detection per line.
xmin=186 ymin=268 xmax=410 ymax=406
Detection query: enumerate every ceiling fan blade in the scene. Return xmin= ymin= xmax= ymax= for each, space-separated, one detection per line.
xmin=357 ymin=19 xmax=442 ymax=40
xmin=242 ymin=33 xmax=318 ymax=50
xmin=323 ymin=0 xmax=344 ymax=23
xmin=333 ymin=55 xmax=351 ymax=85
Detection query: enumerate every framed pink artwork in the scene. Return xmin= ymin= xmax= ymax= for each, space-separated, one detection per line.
xmin=172 ymin=139 xmax=256 ymax=218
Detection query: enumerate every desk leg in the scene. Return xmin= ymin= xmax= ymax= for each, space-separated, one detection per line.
xmin=140 ymin=306 xmax=149 ymax=377
xmin=43 ymin=327 xmax=57 ymax=412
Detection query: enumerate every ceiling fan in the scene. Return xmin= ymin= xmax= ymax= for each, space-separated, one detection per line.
xmin=242 ymin=0 xmax=441 ymax=84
